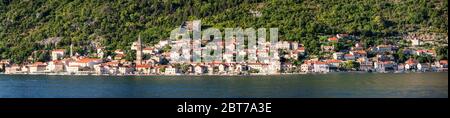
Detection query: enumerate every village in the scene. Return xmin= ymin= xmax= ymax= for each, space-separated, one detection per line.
xmin=0 ymin=21 xmax=448 ymax=76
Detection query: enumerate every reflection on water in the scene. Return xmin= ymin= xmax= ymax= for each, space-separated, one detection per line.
xmin=0 ymin=72 xmax=447 ymax=98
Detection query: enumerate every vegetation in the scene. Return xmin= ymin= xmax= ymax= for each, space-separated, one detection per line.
xmin=0 ymin=0 xmax=447 ymax=64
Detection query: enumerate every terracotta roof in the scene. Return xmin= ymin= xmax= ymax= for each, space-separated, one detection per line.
xmin=136 ymin=64 xmax=151 ymax=68
xmin=77 ymin=58 xmax=101 ymax=63
xmin=51 ymin=60 xmax=64 ymax=64
xmin=314 ymin=61 xmax=327 ymax=65
xmin=440 ymin=60 xmax=448 ymax=64
xmin=143 ymin=47 xmax=154 ymax=50
xmin=406 ymin=58 xmax=418 ymax=64
xmin=106 ymin=61 xmax=120 ymax=66
xmin=328 ymin=37 xmax=338 ymax=42
xmin=30 ymin=62 xmax=47 ymax=67
xmin=326 ymin=59 xmax=342 ymax=63
xmin=356 ymin=50 xmax=367 ymax=54
xmin=344 ymin=54 xmax=354 ymax=57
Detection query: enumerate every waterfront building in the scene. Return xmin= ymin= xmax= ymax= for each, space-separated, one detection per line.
xmin=47 ymin=60 xmax=64 ymax=72
xmin=417 ymin=63 xmax=431 ymax=72
xmin=300 ymin=63 xmax=312 ymax=72
xmin=165 ymin=65 xmax=177 ymax=75
xmin=405 ymin=58 xmax=418 ymax=70
xmin=374 ymin=61 xmax=396 ymax=72
xmin=313 ymin=61 xmax=329 ymax=73
xmin=325 ymin=59 xmax=342 ymax=71
xmin=268 ymin=61 xmax=281 ymax=74
xmin=66 ymin=65 xmax=79 ymax=74
xmin=248 ymin=63 xmax=269 ymax=74
xmin=94 ymin=64 xmax=106 ymax=75
xmin=28 ymin=62 xmax=48 ymax=73
xmin=119 ymin=66 xmax=134 ymax=75
xmin=136 ymin=64 xmax=152 ymax=75
xmin=194 ymin=64 xmax=205 ymax=75
xmin=218 ymin=64 xmax=226 ymax=74
xmin=397 ymin=64 xmax=405 ymax=72
xmin=436 ymin=60 xmax=448 ymax=69
xmin=357 ymin=57 xmax=374 ymax=71
xmin=4 ymin=65 xmax=22 ymax=74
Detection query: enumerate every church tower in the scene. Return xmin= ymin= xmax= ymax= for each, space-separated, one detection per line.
xmin=136 ymin=34 xmax=143 ymax=65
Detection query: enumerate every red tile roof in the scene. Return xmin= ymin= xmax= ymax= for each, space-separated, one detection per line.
xmin=136 ymin=64 xmax=151 ymax=68
xmin=439 ymin=60 xmax=448 ymax=64
xmin=406 ymin=58 xmax=418 ymax=64
xmin=77 ymin=58 xmax=101 ymax=63
xmin=328 ymin=37 xmax=338 ymax=42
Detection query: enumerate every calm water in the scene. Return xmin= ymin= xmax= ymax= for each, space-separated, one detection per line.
xmin=0 ymin=72 xmax=447 ymax=98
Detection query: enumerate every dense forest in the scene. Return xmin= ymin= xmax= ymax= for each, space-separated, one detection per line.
xmin=0 ymin=0 xmax=448 ymax=64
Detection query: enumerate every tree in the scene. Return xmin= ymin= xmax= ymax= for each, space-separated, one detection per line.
xmin=36 ymin=51 xmax=51 ymax=62
xmin=340 ymin=61 xmax=360 ymax=71
xmin=125 ymin=50 xmax=136 ymax=62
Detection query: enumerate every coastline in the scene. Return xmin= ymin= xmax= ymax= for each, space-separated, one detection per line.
xmin=1 ymin=71 xmax=447 ymax=77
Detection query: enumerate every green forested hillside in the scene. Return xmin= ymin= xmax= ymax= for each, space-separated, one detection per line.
xmin=0 ymin=0 xmax=447 ymax=63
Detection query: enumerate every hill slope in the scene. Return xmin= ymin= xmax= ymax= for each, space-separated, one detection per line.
xmin=0 ymin=0 xmax=447 ymax=63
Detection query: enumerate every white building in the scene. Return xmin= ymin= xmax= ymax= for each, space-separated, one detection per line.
xmin=165 ymin=66 xmax=177 ymax=75
xmin=51 ymin=49 xmax=65 ymax=60
xmin=313 ymin=62 xmax=329 ymax=73
xmin=29 ymin=62 xmax=48 ymax=73
xmin=417 ymin=63 xmax=430 ymax=72
xmin=300 ymin=63 xmax=312 ymax=72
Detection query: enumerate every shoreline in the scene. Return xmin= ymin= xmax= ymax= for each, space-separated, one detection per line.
xmin=1 ymin=71 xmax=447 ymax=77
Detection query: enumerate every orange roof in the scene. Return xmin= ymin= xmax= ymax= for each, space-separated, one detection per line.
xmin=30 ymin=62 xmax=47 ymax=67
xmin=440 ymin=60 xmax=448 ymax=64
xmin=326 ymin=59 xmax=342 ymax=63
xmin=136 ymin=64 xmax=151 ymax=68
xmin=77 ymin=58 xmax=101 ymax=63
xmin=51 ymin=60 xmax=64 ymax=64
xmin=106 ymin=61 xmax=119 ymax=66
xmin=314 ymin=61 xmax=327 ymax=65
xmin=344 ymin=54 xmax=354 ymax=57
xmin=328 ymin=37 xmax=338 ymax=42
xmin=356 ymin=50 xmax=367 ymax=54
xmin=406 ymin=58 xmax=418 ymax=64
xmin=143 ymin=47 xmax=154 ymax=50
